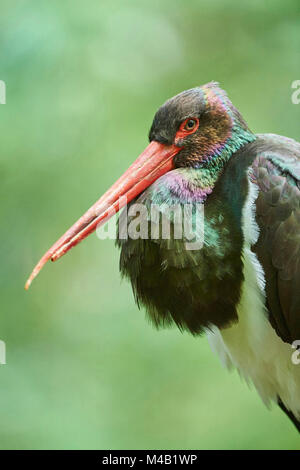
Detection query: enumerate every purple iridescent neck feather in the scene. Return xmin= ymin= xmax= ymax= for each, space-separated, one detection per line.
xmin=148 ymin=168 xmax=214 ymax=205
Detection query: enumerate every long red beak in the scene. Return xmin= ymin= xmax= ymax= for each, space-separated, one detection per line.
xmin=25 ymin=141 xmax=181 ymax=290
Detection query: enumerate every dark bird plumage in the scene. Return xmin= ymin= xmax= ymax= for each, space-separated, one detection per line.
xmin=117 ymin=84 xmax=300 ymax=431
xmin=26 ymin=82 xmax=300 ymax=432
xmin=251 ymin=134 xmax=300 ymax=343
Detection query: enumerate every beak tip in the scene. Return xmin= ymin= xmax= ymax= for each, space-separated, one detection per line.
xmin=51 ymin=252 xmax=59 ymax=262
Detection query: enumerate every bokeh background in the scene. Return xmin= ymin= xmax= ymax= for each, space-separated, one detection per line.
xmin=1 ymin=0 xmax=300 ymax=450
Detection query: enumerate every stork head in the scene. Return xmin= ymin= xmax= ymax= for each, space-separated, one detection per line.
xmin=149 ymin=81 xmax=253 ymax=168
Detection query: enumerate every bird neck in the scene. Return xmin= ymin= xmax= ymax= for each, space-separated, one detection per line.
xmin=154 ymin=128 xmax=256 ymax=206
xmin=149 ymin=168 xmax=215 ymax=205
xmin=200 ymin=125 xmax=256 ymax=170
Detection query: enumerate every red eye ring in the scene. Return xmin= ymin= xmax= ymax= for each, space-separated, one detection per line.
xmin=175 ymin=117 xmax=199 ymax=142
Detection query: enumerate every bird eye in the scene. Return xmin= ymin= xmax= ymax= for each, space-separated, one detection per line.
xmin=175 ymin=117 xmax=199 ymax=142
xmin=185 ymin=119 xmax=197 ymax=130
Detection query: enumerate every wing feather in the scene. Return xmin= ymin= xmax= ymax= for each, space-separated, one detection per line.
xmin=251 ymin=135 xmax=300 ymax=343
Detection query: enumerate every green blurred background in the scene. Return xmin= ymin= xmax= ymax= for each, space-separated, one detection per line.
xmin=1 ymin=0 xmax=299 ymax=450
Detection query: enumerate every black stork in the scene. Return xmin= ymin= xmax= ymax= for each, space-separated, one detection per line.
xmin=26 ymin=82 xmax=300 ymax=432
